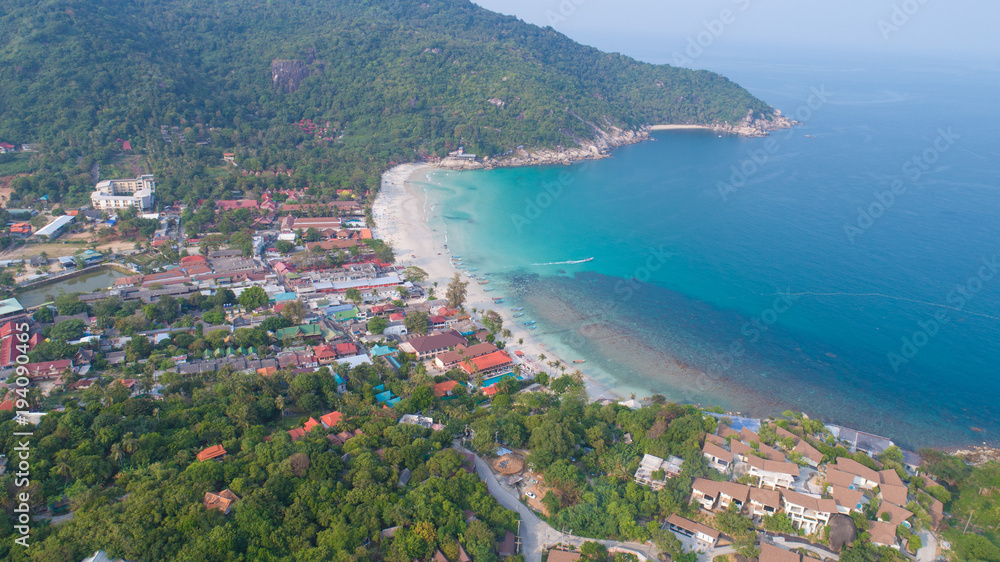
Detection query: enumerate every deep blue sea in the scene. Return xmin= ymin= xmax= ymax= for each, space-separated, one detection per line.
xmin=419 ymin=52 xmax=1000 ymax=448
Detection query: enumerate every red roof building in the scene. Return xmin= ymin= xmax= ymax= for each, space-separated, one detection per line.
xmin=216 ymin=199 xmax=259 ymax=212
xmin=335 ymin=342 xmax=357 ymax=357
xmin=22 ymin=359 xmax=73 ymax=380
xmin=303 ymin=417 xmax=321 ymax=432
xmin=197 ymin=445 xmax=227 ymax=462
xmin=204 ymin=489 xmax=239 ymax=514
xmin=459 ymin=350 xmax=513 ymax=377
xmin=288 ymin=427 xmax=307 ymax=441
xmin=434 ymin=380 xmax=461 ymax=397
xmin=320 ymin=411 xmax=343 ymax=428
xmin=0 ymin=321 xmax=36 ymax=368
xmin=313 ymin=344 xmax=337 ymax=364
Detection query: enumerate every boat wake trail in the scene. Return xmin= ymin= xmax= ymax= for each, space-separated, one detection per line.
xmin=532 ymin=258 xmax=594 ymax=266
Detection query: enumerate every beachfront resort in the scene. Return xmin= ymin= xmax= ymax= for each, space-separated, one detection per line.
xmin=0 ymin=159 xmax=987 ymax=561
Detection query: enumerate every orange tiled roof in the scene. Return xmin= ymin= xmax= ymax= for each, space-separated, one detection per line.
xmin=197 ymin=445 xmax=227 ymax=462
xmin=320 ymin=411 xmax=343 ymax=428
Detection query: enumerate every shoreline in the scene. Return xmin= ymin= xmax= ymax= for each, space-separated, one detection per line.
xmin=435 ymin=117 xmax=794 ymax=172
xmin=373 ymin=162 xmax=999 ymax=454
xmin=648 ymin=124 xmax=714 ymax=131
xmin=373 ymin=163 xmax=620 ymax=402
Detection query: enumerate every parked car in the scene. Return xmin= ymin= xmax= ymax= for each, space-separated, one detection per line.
xmin=525 ymin=491 xmax=536 ymax=499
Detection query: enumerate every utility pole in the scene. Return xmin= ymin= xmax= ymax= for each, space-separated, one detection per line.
xmin=963 ymin=510 xmax=975 ymax=534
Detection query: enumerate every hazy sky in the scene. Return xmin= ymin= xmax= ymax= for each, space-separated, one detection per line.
xmin=472 ymin=0 xmax=1000 ymax=64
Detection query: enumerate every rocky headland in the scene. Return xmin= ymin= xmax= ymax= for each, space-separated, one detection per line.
xmin=435 ymin=109 xmax=795 ymax=171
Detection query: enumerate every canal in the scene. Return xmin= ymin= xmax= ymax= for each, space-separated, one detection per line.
xmin=16 ymin=267 xmax=128 ymax=308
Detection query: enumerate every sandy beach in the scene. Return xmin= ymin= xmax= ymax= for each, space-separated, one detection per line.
xmin=649 ymin=124 xmax=713 ymax=131
xmin=373 ymin=163 xmax=620 ymax=402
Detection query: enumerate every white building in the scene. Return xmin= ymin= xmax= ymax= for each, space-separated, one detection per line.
xmin=781 ymin=490 xmax=837 ymax=535
xmin=91 ymin=174 xmax=156 ymax=210
xmin=634 ymin=454 xmax=684 ymax=490
xmin=746 ymin=455 xmax=799 ymax=490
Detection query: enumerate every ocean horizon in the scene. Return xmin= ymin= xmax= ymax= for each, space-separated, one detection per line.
xmin=416 ymin=51 xmax=1000 ymax=450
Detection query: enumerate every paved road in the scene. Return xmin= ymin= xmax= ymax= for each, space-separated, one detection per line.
xmin=457 ymin=445 xmax=659 ymax=561
xmin=770 ymin=536 xmax=840 ymax=560
xmin=916 ymin=530 xmax=938 ymax=562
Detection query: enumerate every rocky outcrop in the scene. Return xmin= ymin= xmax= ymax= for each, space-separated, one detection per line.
xmin=271 ymin=60 xmax=311 ymax=93
xmin=437 ymin=119 xmax=648 ymax=170
xmin=703 ymin=109 xmax=795 ymax=137
xmin=435 ymin=108 xmax=795 ymax=170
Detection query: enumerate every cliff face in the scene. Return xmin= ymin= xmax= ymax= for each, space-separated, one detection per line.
xmin=435 ymin=108 xmax=796 ymax=170
xmin=708 ymin=109 xmax=795 ymax=137
xmin=271 ymin=59 xmax=311 ymax=93
xmin=437 ymin=126 xmax=649 ymax=170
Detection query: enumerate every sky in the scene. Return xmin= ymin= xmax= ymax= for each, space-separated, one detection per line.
xmin=472 ymin=0 xmax=1000 ymax=66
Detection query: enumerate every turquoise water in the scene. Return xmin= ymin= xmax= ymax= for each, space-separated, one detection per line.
xmin=481 ymin=372 xmax=519 ymax=387
xmin=419 ymin=53 xmax=1000 ymax=448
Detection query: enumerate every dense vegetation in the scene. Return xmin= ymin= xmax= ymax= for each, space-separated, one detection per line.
xmin=0 ymin=361 xmax=518 ymax=560
xmin=0 ymin=0 xmax=774 ymax=208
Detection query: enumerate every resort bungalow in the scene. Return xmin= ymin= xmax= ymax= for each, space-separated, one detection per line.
xmin=664 ymin=514 xmax=720 ymax=548
xmin=877 ymin=502 xmax=913 ymax=526
xmin=759 ymin=543 xmax=804 ymax=562
xmin=702 ymin=441 xmax=734 ymax=472
xmin=749 ymin=486 xmax=782 ymax=518
xmin=830 ymin=486 xmax=866 ymax=514
xmin=691 ymin=478 xmax=751 ymax=512
xmin=869 ymin=521 xmax=900 ymax=549
xmin=730 ymin=439 xmax=753 ymax=463
xmin=793 ymin=440 xmax=824 ymax=467
xmin=747 ymin=455 xmax=799 ymax=490
xmin=781 ymin=490 xmax=837 ymax=535
xmin=833 ymin=457 xmax=881 ymax=489
xmin=634 ymin=454 xmax=684 ymax=490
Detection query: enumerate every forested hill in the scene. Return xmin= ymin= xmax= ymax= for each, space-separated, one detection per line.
xmin=0 ymin=0 xmax=776 ymax=205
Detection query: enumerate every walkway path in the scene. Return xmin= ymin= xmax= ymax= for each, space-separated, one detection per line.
xmin=457 ymin=445 xmax=659 ymax=561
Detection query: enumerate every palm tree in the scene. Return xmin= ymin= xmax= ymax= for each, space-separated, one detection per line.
xmin=502 ymin=328 xmax=512 ymax=339
xmin=52 ymin=462 xmax=71 ymax=484
xmin=121 ymin=432 xmax=139 ymax=456
xmin=538 ymin=353 xmax=546 ymax=362
xmin=109 ymin=443 xmax=125 ymax=465
xmin=276 ymin=396 xmax=285 ymax=420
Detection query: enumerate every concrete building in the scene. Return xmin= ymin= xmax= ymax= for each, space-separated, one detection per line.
xmin=34 ymin=215 xmax=75 ymax=240
xmin=91 ymin=174 xmax=156 ymax=210
xmin=634 ymin=454 xmax=684 ymax=490
xmin=781 ymin=490 xmax=837 ymax=535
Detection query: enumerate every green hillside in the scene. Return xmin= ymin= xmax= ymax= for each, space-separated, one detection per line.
xmin=0 ymin=0 xmax=777 ymax=206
